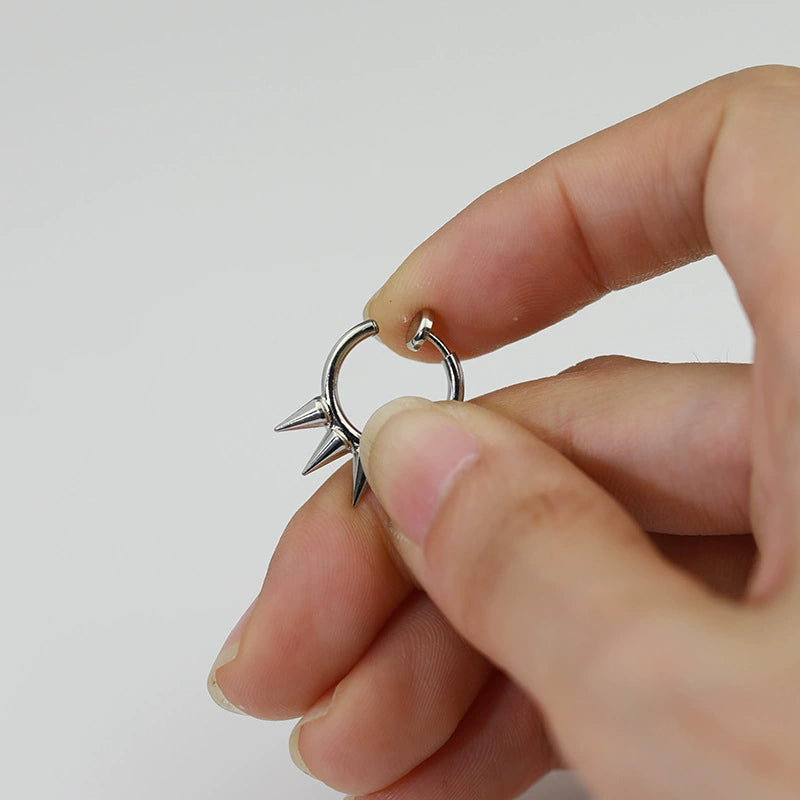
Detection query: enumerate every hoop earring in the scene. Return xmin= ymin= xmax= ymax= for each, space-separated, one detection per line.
xmin=275 ymin=310 xmax=464 ymax=505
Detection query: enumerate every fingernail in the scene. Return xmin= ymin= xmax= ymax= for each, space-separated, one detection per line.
xmin=362 ymin=289 xmax=381 ymax=321
xmin=361 ymin=397 xmax=479 ymax=547
xmin=289 ymin=690 xmax=334 ymax=778
xmin=207 ymin=599 xmax=256 ymax=715
xmin=363 ymin=290 xmax=384 ymax=342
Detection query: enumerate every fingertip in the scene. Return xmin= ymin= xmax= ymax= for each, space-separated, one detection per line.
xmin=207 ymin=643 xmax=248 ymax=715
xmin=360 ymin=397 xmax=434 ymax=473
xmin=289 ymin=689 xmax=335 ymax=778
xmin=362 ymin=289 xmax=381 ymax=322
xmin=361 ymin=398 xmax=480 ymax=548
xmin=364 ymin=253 xmax=454 ymax=363
xmin=207 ymin=598 xmax=258 ymax=715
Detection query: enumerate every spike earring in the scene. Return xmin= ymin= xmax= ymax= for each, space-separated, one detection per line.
xmin=275 ymin=310 xmax=465 ymax=506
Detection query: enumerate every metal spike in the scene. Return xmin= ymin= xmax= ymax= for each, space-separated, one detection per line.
xmin=351 ymin=450 xmax=368 ymax=506
xmin=275 ymin=397 xmax=330 ymax=433
xmin=302 ymin=428 xmax=350 ymax=475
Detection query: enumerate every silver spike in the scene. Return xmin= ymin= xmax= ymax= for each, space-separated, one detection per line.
xmin=302 ymin=429 xmax=350 ymax=475
xmin=351 ymin=450 xmax=368 ymax=506
xmin=275 ymin=397 xmax=330 ymax=433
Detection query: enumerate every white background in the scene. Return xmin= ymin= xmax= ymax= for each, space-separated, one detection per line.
xmin=1 ymin=1 xmax=796 ymax=798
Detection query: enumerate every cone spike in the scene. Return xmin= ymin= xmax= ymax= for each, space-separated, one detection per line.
xmin=351 ymin=450 xmax=368 ymax=506
xmin=302 ymin=429 xmax=350 ymax=475
xmin=275 ymin=397 xmax=330 ymax=433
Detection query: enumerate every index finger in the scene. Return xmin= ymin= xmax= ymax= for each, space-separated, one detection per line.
xmin=366 ymin=64 xmax=800 ymax=599
xmin=366 ymin=65 xmax=800 ymax=361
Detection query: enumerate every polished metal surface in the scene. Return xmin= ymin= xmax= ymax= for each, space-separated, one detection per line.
xmin=406 ymin=310 xmax=464 ymax=402
xmin=406 ymin=310 xmax=434 ymax=352
xmin=276 ymin=309 xmax=465 ymax=505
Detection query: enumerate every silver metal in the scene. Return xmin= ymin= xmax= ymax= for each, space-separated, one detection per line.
xmin=275 ymin=309 xmax=465 ymax=505
xmin=406 ymin=310 xmax=464 ymax=402
xmin=406 ymin=310 xmax=434 ymax=352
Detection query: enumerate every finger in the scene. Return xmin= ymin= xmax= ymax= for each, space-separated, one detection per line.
xmin=360 ymin=397 xmax=739 ymax=797
xmin=479 ymin=358 xmax=751 ymax=535
xmin=365 ymin=65 xmax=800 ymax=362
xmin=289 ymin=535 xmax=753 ymax=800
xmin=356 ymin=673 xmax=553 ymax=800
xmin=209 ymin=465 xmax=412 ymax=718
xmin=481 ymin=357 xmax=757 ymax=596
xmin=290 ymin=593 xmax=490 ymax=795
xmin=309 ymin=540 xmax=753 ymax=800
xmin=211 ymin=357 xmax=751 ymax=715
xmin=367 ymin=65 xmax=800 ymax=597
xmin=209 ymin=368 xmax=754 ymax=795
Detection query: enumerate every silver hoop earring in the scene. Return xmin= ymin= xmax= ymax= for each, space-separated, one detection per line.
xmin=275 ymin=310 xmax=465 ymax=505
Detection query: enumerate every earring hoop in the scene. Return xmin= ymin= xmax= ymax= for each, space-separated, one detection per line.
xmin=275 ymin=309 xmax=464 ymax=505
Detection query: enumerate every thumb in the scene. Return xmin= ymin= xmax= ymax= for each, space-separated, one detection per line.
xmin=360 ymin=397 xmax=734 ymax=774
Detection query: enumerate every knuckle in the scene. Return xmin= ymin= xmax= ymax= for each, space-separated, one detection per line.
xmin=511 ymin=482 xmax=613 ymax=537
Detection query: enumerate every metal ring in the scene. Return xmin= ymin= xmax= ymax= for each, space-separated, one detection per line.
xmin=275 ymin=309 xmax=465 ymax=505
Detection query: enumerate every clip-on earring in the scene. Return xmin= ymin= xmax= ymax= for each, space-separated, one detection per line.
xmin=275 ymin=310 xmax=465 ymax=505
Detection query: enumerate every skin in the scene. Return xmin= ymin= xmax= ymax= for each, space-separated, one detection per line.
xmin=209 ymin=65 xmax=800 ymax=799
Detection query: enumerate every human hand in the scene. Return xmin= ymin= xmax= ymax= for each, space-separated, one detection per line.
xmin=209 ymin=65 xmax=800 ymax=799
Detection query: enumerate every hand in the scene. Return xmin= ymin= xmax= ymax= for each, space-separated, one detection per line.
xmin=211 ymin=360 xmax=755 ymax=799
xmin=209 ymin=65 xmax=800 ymax=799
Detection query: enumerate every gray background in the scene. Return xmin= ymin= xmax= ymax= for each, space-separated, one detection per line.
xmin=1 ymin=1 xmax=795 ymax=798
